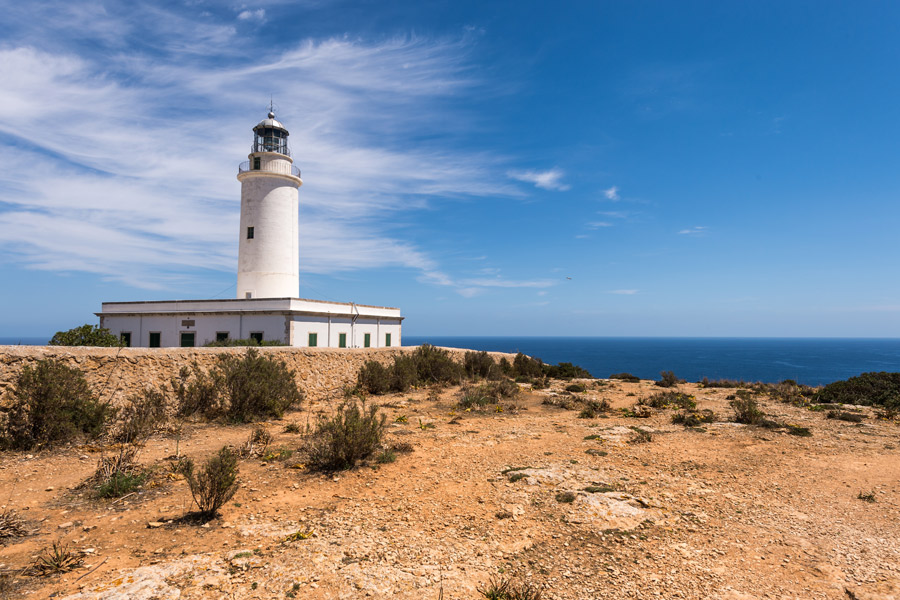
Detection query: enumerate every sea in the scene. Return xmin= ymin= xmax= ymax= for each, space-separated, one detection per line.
xmin=3 ymin=335 xmax=899 ymax=387
xmin=403 ymin=336 xmax=900 ymax=387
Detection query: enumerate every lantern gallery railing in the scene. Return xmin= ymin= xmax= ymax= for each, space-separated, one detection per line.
xmin=238 ymin=161 xmax=301 ymax=178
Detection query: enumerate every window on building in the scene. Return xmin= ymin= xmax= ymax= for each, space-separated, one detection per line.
xmin=216 ymin=332 xmax=229 ymax=343
xmin=250 ymin=332 xmax=263 ymax=344
xmin=180 ymin=332 xmax=195 ymax=348
xmin=247 ymin=226 xmax=254 ymax=239
xmin=364 ymin=333 xmax=371 ymax=348
xmin=149 ymin=332 xmax=161 ymax=348
xmin=308 ymin=332 xmax=318 ymax=347
xmin=253 ymin=156 xmax=261 ymax=170
xmin=120 ymin=332 xmax=131 ymax=347
xmin=245 ymin=291 xmax=252 ymax=299
xmin=385 ymin=333 xmax=392 ymax=347
xmin=338 ymin=333 xmax=347 ymax=348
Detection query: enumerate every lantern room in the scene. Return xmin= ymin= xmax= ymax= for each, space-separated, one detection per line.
xmin=252 ymin=111 xmax=291 ymax=156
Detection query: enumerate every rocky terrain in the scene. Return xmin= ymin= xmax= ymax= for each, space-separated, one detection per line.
xmin=1 ymin=377 xmax=898 ymax=599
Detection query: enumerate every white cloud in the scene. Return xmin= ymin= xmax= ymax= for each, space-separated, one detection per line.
xmin=608 ymin=289 xmax=638 ymax=295
xmin=507 ymin=168 xmax=571 ymax=191
xmin=237 ymin=9 xmax=266 ymax=22
xmin=678 ymin=226 xmax=707 ymax=235
xmin=587 ymin=221 xmax=613 ymax=229
xmin=604 ymin=185 xmax=620 ymax=200
xmin=0 ymin=20 xmax=523 ymax=295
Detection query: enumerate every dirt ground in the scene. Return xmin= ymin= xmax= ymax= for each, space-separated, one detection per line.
xmin=1 ymin=378 xmax=898 ymax=600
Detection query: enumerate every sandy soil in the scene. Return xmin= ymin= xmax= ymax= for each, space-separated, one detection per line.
xmin=1 ymin=379 xmax=898 ymax=599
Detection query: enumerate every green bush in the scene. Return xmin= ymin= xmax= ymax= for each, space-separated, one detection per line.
xmin=544 ymin=362 xmax=593 ymax=379
xmin=655 ymin=371 xmax=684 ymax=388
xmin=730 ymin=396 xmax=765 ymax=425
xmin=672 ymin=409 xmax=716 ymax=426
xmin=171 ymin=363 xmax=221 ymax=418
xmin=96 ymin=470 xmax=146 ymax=498
xmin=513 ymin=353 xmax=544 ymax=379
xmin=641 ymin=391 xmax=696 ymax=410
xmin=609 ymin=373 xmax=640 ymax=382
xmin=413 ymin=344 xmax=464 ymax=386
xmin=49 ymin=324 xmax=121 ymax=347
xmin=1 ymin=359 xmax=111 ymax=450
xmin=464 ymin=351 xmax=500 ymax=381
xmin=180 ymin=446 xmax=239 ymax=518
xmin=357 ymin=361 xmax=392 ymax=395
xmin=814 ymin=372 xmax=900 ymax=408
xmin=172 ymin=351 xmax=302 ymax=422
xmin=565 ymin=383 xmax=586 ymax=393
xmin=305 ymin=401 xmax=386 ymax=471
xmin=218 ymin=349 xmax=302 ymax=422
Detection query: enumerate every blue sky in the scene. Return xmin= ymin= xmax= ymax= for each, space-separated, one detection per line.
xmin=1 ymin=0 xmax=899 ymax=338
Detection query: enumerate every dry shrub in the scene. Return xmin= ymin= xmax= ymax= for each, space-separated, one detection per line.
xmin=180 ymin=446 xmax=240 ymax=518
xmin=0 ymin=509 xmax=29 ymax=540
xmin=305 ymin=401 xmax=386 ymax=471
xmin=1 ymin=359 xmax=110 ymax=450
xmin=27 ymin=542 xmax=83 ymax=576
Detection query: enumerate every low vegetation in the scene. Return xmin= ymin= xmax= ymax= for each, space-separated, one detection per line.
xmin=172 ymin=349 xmax=302 ymax=422
xmin=180 ymin=446 xmax=240 ymax=519
xmin=1 ymin=359 xmax=111 ymax=450
xmin=27 ymin=542 xmax=83 ymax=576
xmin=655 ymin=371 xmax=685 ymax=388
xmin=640 ymin=391 xmax=696 ymax=410
xmin=48 ymin=323 xmax=121 ymax=347
xmin=477 ymin=574 xmax=543 ymax=600
xmin=814 ymin=372 xmax=900 ymax=408
xmin=672 ymin=409 xmax=717 ymax=426
xmin=609 ymin=372 xmax=641 ymax=382
xmin=0 ymin=509 xmax=29 ymax=540
xmin=305 ymin=401 xmax=386 ymax=471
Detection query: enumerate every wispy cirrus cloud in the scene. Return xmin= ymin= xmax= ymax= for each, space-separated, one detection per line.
xmin=507 ymin=167 xmax=571 ymax=191
xmin=0 ymin=4 xmax=523 ymax=298
xmin=608 ymin=289 xmax=639 ymax=295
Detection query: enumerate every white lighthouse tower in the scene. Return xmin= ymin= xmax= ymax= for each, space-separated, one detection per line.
xmin=98 ymin=108 xmax=402 ymax=348
xmin=236 ymin=111 xmax=302 ymax=299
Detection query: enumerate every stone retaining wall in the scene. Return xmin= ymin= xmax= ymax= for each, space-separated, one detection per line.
xmin=0 ymin=345 xmax=515 ymax=406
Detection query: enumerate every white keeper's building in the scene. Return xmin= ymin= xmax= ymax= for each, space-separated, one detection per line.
xmin=98 ymin=111 xmax=402 ymax=348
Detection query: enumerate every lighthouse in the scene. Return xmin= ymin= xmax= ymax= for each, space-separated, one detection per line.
xmin=98 ymin=108 xmax=402 ymax=348
xmin=236 ymin=111 xmax=302 ymax=299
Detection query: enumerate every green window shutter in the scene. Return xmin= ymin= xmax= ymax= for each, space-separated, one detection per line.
xmin=339 ymin=333 xmax=347 ymax=348
xmin=308 ymin=333 xmax=317 ymax=347
xmin=385 ymin=333 xmax=391 ymax=347
xmin=180 ymin=332 xmax=195 ymax=347
xmin=149 ymin=332 xmax=161 ymax=348
xmin=364 ymin=333 xmax=371 ymax=348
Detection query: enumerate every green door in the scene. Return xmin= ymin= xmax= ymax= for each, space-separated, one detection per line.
xmin=180 ymin=332 xmax=195 ymax=347
xmin=385 ymin=333 xmax=391 ymax=347
xmin=364 ymin=333 xmax=371 ymax=348
xmin=308 ymin=333 xmax=318 ymax=347
xmin=149 ymin=332 xmax=161 ymax=348
xmin=339 ymin=333 xmax=347 ymax=348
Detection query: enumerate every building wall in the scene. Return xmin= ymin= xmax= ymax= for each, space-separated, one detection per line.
xmin=289 ymin=315 xmax=402 ymax=348
xmin=100 ymin=313 xmax=290 ymax=347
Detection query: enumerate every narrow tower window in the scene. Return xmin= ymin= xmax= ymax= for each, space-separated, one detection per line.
xmin=253 ymin=157 xmax=261 ymax=170
xmin=247 ymin=226 xmax=254 ymax=239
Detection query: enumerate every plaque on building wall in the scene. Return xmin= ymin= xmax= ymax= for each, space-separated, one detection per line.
xmin=181 ymin=320 xmax=195 ymax=327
